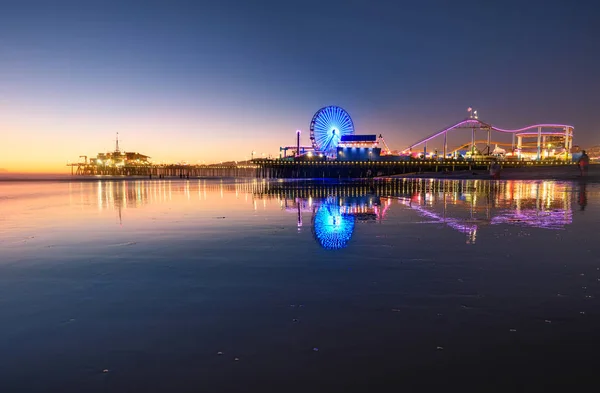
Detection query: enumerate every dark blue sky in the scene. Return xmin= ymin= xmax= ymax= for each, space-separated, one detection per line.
xmin=1 ymin=0 xmax=598 ymax=169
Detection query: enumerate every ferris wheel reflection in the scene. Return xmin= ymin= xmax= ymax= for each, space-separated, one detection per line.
xmin=311 ymin=199 xmax=356 ymax=250
xmin=278 ymin=179 xmax=575 ymax=248
xmin=289 ymin=194 xmax=384 ymax=250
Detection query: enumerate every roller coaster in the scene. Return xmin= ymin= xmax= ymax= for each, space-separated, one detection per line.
xmin=403 ymin=118 xmax=574 ymax=161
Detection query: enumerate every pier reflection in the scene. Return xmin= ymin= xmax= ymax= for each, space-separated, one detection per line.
xmin=87 ymin=179 xmax=268 ymax=212
xmin=293 ymin=195 xmax=381 ymax=250
xmin=76 ymin=178 xmax=576 ymax=248
xmin=268 ymin=179 xmax=574 ymax=247
xmin=400 ymin=180 xmax=573 ymax=244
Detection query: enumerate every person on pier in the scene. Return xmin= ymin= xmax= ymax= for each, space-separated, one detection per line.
xmin=578 ymin=150 xmax=590 ymax=177
xmin=489 ymin=161 xmax=501 ymax=179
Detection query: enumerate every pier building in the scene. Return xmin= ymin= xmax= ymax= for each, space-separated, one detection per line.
xmin=336 ymin=135 xmax=381 ymax=161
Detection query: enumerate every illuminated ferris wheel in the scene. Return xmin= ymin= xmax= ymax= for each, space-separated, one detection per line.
xmin=310 ymin=106 xmax=355 ymax=157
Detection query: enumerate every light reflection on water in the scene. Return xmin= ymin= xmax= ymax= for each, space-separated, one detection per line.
xmin=0 ymin=178 xmax=594 ymax=250
xmin=1 ymin=178 xmax=599 ymax=392
xmin=272 ymin=179 xmax=579 ymax=247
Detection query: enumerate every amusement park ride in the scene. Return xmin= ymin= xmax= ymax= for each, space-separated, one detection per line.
xmin=280 ymin=106 xmax=575 ymax=162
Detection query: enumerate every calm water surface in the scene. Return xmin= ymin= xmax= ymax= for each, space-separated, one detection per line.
xmin=1 ymin=178 xmax=599 ymax=392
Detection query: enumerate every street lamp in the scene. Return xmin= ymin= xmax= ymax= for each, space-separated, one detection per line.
xmin=251 ymin=151 xmax=256 ymax=160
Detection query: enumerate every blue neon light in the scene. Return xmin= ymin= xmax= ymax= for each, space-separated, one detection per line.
xmin=312 ymin=200 xmax=355 ymax=250
xmin=310 ymin=106 xmax=355 ymax=157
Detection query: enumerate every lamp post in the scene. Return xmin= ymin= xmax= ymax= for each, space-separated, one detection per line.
xmin=251 ymin=151 xmax=256 ymax=161
xmin=296 ymin=129 xmax=301 ymax=158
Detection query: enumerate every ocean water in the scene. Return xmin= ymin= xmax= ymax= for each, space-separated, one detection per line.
xmin=0 ymin=178 xmax=599 ymax=392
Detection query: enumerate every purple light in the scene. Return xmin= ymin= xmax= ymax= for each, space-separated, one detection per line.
xmin=491 ymin=209 xmax=572 ymax=229
xmin=404 ymin=203 xmax=478 ymax=236
xmin=408 ymin=119 xmax=480 ymax=148
xmin=492 ymin=124 xmax=573 ymax=133
xmin=397 ymin=197 xmax=478 ymax=236
xmin=407 ymin=119 xmax=574 ymax=149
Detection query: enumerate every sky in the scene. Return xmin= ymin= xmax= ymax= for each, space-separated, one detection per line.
xmin=1 ymin=0 xmax=598 ymax=173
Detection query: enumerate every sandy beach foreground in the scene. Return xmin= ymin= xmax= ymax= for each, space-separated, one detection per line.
xmin=1 ymin=178 xmax=599 ymax=393
xmin=381 ymin=164 xmax=600 ymax=181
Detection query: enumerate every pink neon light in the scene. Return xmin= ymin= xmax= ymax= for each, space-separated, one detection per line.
xmin=514 ymin=132 xmax=569 ymax=137
xmin=407 ymin=119 xmax=574 ymax=149
xmin=492 ymin=124 xmax=573 ymax=133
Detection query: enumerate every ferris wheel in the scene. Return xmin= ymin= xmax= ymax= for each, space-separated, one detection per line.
xmin=310 ymin=106 xmax=355 ymax=157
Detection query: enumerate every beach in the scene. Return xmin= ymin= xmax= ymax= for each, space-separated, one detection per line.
xmin=0 ymin=178 xmax=599 ymax=392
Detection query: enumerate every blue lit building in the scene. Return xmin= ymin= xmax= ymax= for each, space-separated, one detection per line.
xmin=336 ymin=135 xmax=381 ymax=161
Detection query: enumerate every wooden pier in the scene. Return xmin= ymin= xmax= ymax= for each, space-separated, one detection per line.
xmin=251 ymin=159 xmax=576 ymax=179
xmin=68 ymin=159 xmax=576 ymax=179
xmin=68 ymin=163 xmax=257 ymax=178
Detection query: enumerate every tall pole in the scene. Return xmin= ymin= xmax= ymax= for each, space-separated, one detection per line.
xmin=542 ymin=135 xmax=547 ymax=158
xmin=471 ymin=128 xmax=475 ymax=155
xmin=565 ymin=127 xmax=570 ymax=161
xmin=511 ymin=133 xmax=515 ymax=155
xmin=296 ymin=130 xmax=301 ymax=158
xmin=537 ymin=126 xmax=542 ymax=161
xmin=443 ymin=130 xmax=447 ymax=160
xmin=116 ymin=132 xmax=120 ymax=153
xmin=487 ymin=129 xmax=491 ymax=155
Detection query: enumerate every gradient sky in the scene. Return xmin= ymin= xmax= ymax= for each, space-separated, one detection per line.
xmin=1 ymin=0 xmax=598 ymax=173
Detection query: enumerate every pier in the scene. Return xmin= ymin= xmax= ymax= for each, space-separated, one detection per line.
xmin=68 ymin=163 xmax=256 ymax=178
xmin=68 ymin=110 xmax=578 ymax=179
xmin=68 ymin=159 xmax=577 ymax=179
xmin=251 ymin=159 xmax=576 ymax=179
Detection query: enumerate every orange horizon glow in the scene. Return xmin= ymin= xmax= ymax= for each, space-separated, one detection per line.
xmin=0 ymin=104 xmax=421 ymax=174
xmin=2 ymin=104 xmax=592 ymax=174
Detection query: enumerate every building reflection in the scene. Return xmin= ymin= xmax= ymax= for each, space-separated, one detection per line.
xmin=270 ymin=179 xmax=575 ymax=247
xmin=395 ymin=180 xmax=573 ymax=244
xmin=283 ymin=193 xmax=384 ymax=250
xmin=74 ymin=178 xmax=577 ymax=248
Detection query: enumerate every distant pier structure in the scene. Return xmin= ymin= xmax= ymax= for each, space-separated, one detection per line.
xmin=69 ymin=161 xmax=256 ymax=178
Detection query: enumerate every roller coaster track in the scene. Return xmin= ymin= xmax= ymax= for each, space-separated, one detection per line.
xmin=405 ymin=118 xmax=574 ymax=151
xmin=449 ymin=140 xmax=512 ymax=153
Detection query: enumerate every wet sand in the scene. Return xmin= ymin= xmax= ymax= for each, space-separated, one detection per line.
xmin=1 ymin=179 xmax=599 ymax=392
